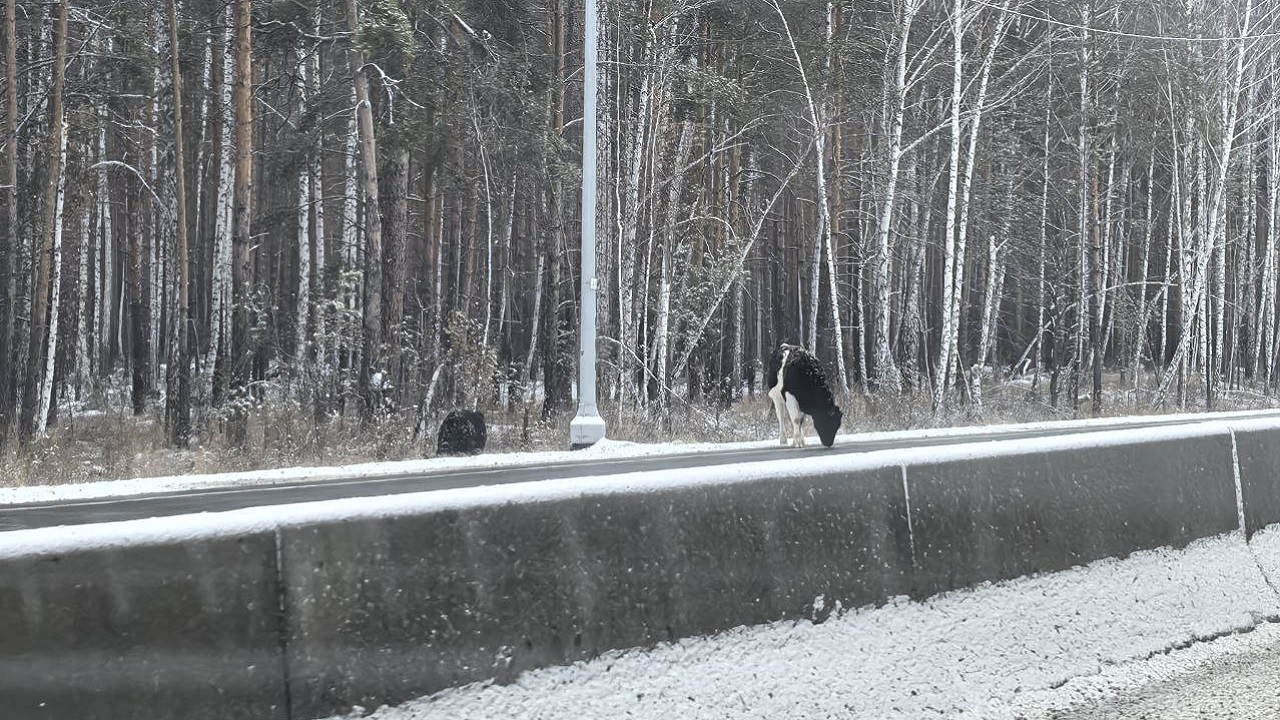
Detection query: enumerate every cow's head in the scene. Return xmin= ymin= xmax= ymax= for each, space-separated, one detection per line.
xmin=813 ymin=405 xmax=843 ymax=447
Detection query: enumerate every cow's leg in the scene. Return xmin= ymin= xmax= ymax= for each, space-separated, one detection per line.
xmin=785 ymin=395 xmax=806 ymax=447
xmin=768 ymin=384 xmax=790 ymax=445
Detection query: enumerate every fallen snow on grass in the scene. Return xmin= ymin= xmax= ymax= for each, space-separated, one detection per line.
xmin=314 ymin=529 xmax=1280 ymax=720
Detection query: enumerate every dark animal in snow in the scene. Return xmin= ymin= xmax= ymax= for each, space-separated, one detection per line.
xmin=436 ymin=410 xmax=487 ymax=455
xmin=766 ymin=343 xmax=843 ymax=448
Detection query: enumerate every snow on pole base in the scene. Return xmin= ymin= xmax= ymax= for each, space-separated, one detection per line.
xmin=569 ymin=404 xmax=606 ymax=450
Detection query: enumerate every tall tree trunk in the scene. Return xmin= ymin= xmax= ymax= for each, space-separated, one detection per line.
xmin=381 ymin=143 xmax=408 ymax=400
xmin=129 ymin=13 xmax=156 ymax=418
xmin=1078 ymin=0 xmax=1099 ymax=416
xmin=933 ymin=0 xmax=966 ymax=410
xmin=345 ymin=0 xmax=384 ymax=420
xmin=27 ymin=0 xmax=68 ymax=437
xmin=541 ymin=0 xmax=573 ymax=419
xmin=872 ymin=0 xmax=921 ymax=393
xmin=307 ymin=5 xmax=327 ymax=415
xmin=1132 ymin=155 xmax=1156 ymax=394
xmin=201 ymin=7 xmax=233 ymax=408
xmin=165 ymin=0 xmax=191 ymax=447
xmin=229 ymin=0 xmax=253 ymax=443
xmin=293 ymin=37 xmax=312 ymax=398
xmin=0 ymin=0 xmax=17 ymax=439
xmin=652 ymin=116 xmax=694 ymax=411
xmin=1155 ymin=0 xmax=1254 ymax=406
xmin=1260 ymin=104 xmax=1280 ymax=385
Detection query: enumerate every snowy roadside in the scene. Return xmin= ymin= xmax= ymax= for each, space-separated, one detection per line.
xmin=317 ymin=526 xmax=1280 ymax=720
xmin=3 ymin=408 xmax=1271 ymax=506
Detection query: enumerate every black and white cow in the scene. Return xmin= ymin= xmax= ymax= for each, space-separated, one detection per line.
xmin=766 ymin=343 xmax=843 ymax=448
xmin=436 ymin=409 xmax=487 ymax=455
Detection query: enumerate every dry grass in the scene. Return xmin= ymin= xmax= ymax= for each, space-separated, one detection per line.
xmin=2 ymin=370 xmax=1274 ymax=489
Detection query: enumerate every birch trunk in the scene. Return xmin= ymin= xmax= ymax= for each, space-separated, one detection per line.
xmin=308 ymin=7 xmax=327 ymax=409
xmin=972 ymin=233 xmax=1003 ymax=410
xmin=1260 ymin=106 xmax=1279 ymax=384
xmin=341 ymin=84 xmax=360 ymax=382
xmin=900 ymin=157 xmax=927 ymax=388
xmin=293 ymin=39 xmax=312 ymax=395
xmin=29 ymin=0 xmax=67 ymax=437
xmin=74 ymin=205 xmax=90 ymax=397
xmin=1078 ymin=0 xmax=1098 ymax=416
xmin=36 ymin=118 xmax=67 ymax=437
xmin=1156 ymin=0 xmax=1254 ymax=405
xmin=872 ymin=0 xmax=921 ymax=393
xmin=97 ymin=118 xmax=113 ymax=375
xmin=934 ymin=0 xmax=966 ymax=410
xmin=616 ymin=22 xmax=667 ymax=405
xmin=652 ymin=117 xmax=694 ymax=410
xmin=200 ymin=8 xmax=234 ymax=406
xmin=1132 ymin=156 xmax=1156 ymax=394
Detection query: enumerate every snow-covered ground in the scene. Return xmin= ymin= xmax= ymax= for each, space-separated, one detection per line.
xmin=319 ymin=527 xmax=1280 ymax=720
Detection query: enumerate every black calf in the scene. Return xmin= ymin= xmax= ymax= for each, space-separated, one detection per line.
xmin=436 ymin=409 xmax=487 ymax=455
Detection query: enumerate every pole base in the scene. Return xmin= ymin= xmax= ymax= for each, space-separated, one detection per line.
xmin=569 ymin=407 xmax=607 ymax=450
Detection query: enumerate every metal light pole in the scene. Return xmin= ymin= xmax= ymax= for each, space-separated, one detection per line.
xmin=569 ymin=0 xmax=606 ymax=450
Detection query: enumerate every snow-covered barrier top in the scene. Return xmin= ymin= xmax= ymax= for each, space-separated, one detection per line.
xmin=2 ymin=417 xmax=1280 ymax=720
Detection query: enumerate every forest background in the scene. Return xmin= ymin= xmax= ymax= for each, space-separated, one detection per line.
xmin=0 ymin=0 xmax=1275 ymax=485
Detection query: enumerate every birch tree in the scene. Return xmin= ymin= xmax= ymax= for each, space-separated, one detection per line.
xmin=27 ymin=0 xmax=68 ymax=437
xmin=870 ymin=0 xmax=922 ymax=393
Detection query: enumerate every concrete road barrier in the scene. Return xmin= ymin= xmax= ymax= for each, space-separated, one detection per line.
xmin=279 ymin=465 xmax=912 ymax=719
xmin=0 ymin=532 xmax=287 ymax=720
xmin=906 ymin=433 xmax=1239 ymax=597
xmin=1230 ymin=424 xmax=1280 ymax=538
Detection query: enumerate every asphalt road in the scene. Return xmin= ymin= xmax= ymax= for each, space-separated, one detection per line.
xmin=2 ymin=411 xmax=1277 ymax=532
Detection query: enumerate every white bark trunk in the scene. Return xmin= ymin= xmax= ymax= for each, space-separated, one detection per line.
xmin=74 ymin=203 xmax=90 ymax=397
xmin=653 ymin=117 xmax=693 ymax=409
xmin=1156 ymin=0 xmax=1254 ymax=402
xmin=1132 ymin=155 xmax=1156 ymax=393
xmin=96 ymin=120 xmax=112 ymax=375
xmin=310 ymin=6 xmax=327 ymax=384
xmin=934 ymin=0 xmax=966 ymax=409
xmin=294 ymin=40 xmax=312 ymax=391
xmin=37 ymin=120 xmax=68 ymax=436
xmin=617 ymin=30 xmax=658 ymax=404
xmin=473 ymin=109 xmax=496 ymax=352
xmin=950 ymin=0 xmax=1009 ymax=404
xmin=872 ymin=0 xmax=921 ymax=392
xmin=1260 ymin=107 xmax=1279 ymax=383
xmin=201 ymin=7 xmax=235 ymax=402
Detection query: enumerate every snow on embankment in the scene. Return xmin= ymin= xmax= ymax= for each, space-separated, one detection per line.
xmin=319 ymin=528 xmax=1280 ymax=720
